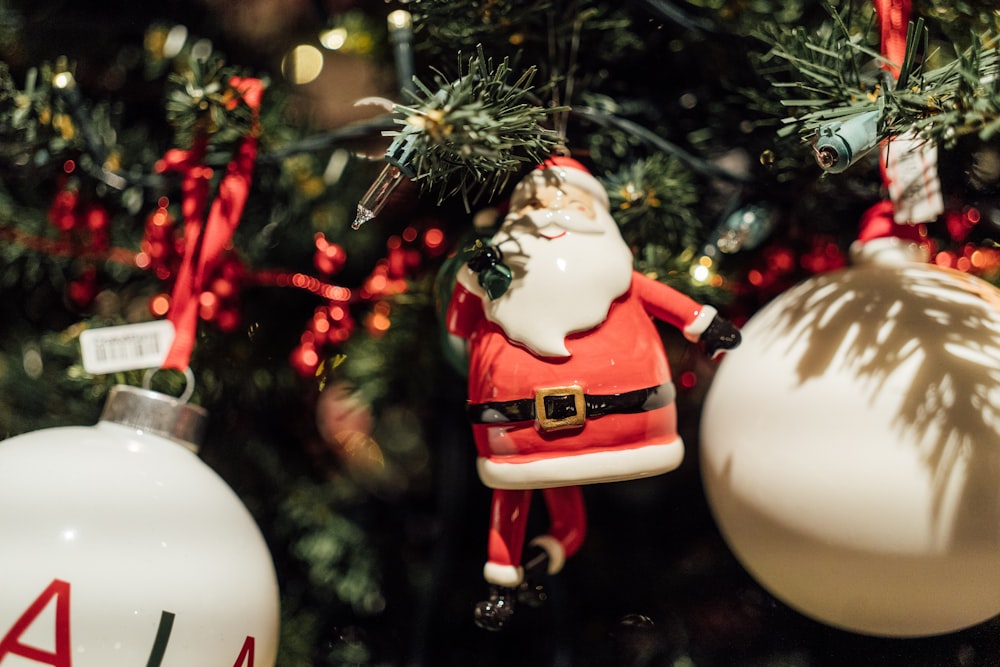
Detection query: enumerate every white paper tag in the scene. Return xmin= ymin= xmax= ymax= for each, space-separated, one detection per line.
xmin=80 ymin=320 xmax=175 ymax=374
xmin=883 ymin=132 xmax=944 ymax=223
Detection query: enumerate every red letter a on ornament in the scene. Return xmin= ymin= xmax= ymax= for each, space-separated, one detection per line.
xmin=0 ymin=579 xmax=72 ymax=667
xmin=232 ymin=636 xmax=255 ymax=667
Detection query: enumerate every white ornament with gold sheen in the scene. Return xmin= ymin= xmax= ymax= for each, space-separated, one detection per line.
xmin=0 ymin=385 xmax=280 ymax=666
xmin=701 ymin=254 xmax=1000 ymax=637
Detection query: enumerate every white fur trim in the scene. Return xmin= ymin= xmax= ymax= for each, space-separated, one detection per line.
xmin=483 ymin=562 xmax=524 ymax=587
xmin=850 ymin=237 xmax=929 ymax=265
xmin=683 ymin=305 xmax=717 ymax=342
xmin=529 ymin=535 xmax=566 ymax=575
xmin=477 ymin=438 xmax=685 ymax=490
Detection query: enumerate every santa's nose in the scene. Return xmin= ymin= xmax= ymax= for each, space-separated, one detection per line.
xmin=517 ymin=190 xmax=562 ymax=214
xmin=520 ymin=194 xmax=546 ymax=210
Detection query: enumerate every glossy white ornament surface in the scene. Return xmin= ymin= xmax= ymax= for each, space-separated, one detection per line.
xmin=0 ymin=418 xmax=280 ymax=666
xmin=462 ymin=171 xmax=633 ymax=358
xmin=700 ymin=261 xmax=1000 ymax=637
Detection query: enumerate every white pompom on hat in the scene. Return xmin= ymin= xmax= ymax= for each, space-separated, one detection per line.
xmin=535 ymin=155 xmax=610 ymax=210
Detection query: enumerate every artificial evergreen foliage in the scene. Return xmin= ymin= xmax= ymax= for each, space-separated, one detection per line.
xmin=2 ymin=1 xmax=1000 ymax=665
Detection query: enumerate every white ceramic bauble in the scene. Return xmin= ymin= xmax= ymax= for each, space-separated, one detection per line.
xmin=0 ymin=385 xmax=280 ymax=666
xmin=701 ymin=260 xmax=1000 ymax=637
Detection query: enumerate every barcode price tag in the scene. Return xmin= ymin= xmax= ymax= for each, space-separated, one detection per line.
xmin=883 ymin=132 xmax=944 ymax=224
xmin=80 ymin=320 xmax=176 ymax=374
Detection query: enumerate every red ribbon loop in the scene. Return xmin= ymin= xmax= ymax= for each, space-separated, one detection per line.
xmin=159 ymin=77 xmax=265 ymax=372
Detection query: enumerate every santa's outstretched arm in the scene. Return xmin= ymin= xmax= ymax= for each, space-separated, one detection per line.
xmin=633 ymin=272 xmax=741 ymax=357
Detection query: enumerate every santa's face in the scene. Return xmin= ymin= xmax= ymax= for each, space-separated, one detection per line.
xmin=507 ymin=178 xmax=600 ymax=237
xmin=476 ymin=171 xmax=634 ymax=357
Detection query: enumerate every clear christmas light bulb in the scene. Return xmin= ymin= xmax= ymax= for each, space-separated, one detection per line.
xmin=352 ymin=129 xmax=418 ymax=229
xmin=353 ymin=163 xmax=405 ymax=229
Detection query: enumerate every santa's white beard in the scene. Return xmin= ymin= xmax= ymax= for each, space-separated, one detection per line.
xmin=482 ymin=209 xmax=634 ymax=357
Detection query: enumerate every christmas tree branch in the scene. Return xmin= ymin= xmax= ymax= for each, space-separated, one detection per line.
xmin=164 ymin=55 xmax=255 ymax=149
xmin=410 ymin=0 xmax=557 ymax=59
xmin=760 ymin=10 xmax=1000 ymax=153
xmin=574 ymin=106 xmax=751 ymax=183
xmin=382 ymin=45 xmax=566 ymax=209
xmin=634 ymin=0 xmax=717 ymax=34
xmin=0 ymin=52 xmax=402 ymax=201
xmin=601 ymin=152 xmax=701 ymax=252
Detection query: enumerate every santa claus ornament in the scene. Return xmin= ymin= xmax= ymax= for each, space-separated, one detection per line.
xmin=700 ymin=203 xmax=1000 ymax=637
xmin=445 ymin=156 xmax=741 ymax=629
xmin=0 ymin=380 xmax=280 ymax=666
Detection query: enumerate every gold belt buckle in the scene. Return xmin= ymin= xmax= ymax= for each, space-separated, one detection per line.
xmin=535 ymin=385 xmax=586 ymax=431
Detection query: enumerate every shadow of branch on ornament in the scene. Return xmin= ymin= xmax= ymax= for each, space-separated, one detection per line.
xmin=699 ymin=260 xmax=1000 ymax=637
xmin=756 ymin=262 xmax=1000 ymax=541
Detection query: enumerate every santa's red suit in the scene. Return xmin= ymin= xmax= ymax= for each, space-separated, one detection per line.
xmin=449 ymin=271 xmax=714 ymax=486
xmin=444 ymin=157 xmax=720 ymax=590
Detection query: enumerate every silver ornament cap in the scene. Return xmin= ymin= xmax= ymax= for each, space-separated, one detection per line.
xmin=99 ymin=384 xmax=208 ymax=452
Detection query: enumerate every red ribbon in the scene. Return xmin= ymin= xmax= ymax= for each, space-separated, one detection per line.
xmin=868 ymin=0 xmax=912 ymax=232
xmin=157 ymin=77 xmax=265 ymax=371
xmin=876 ymin=0 xmax=911 ymax=192
xmin=875 ymin=0 xmax=911 ymax=79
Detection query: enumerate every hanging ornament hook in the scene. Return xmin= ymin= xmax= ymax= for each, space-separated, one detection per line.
xmin=143 ymin=367 xmax=197 ymax=404
xmin=546 ymin=8 xmax=585 ymax=152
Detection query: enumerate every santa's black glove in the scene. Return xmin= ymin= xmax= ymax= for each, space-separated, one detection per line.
xmin=702 ymin=315 xmax=741 ymax=358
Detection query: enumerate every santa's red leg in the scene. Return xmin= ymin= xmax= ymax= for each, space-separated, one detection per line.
xmin=530 ymin=485 xmax=587 ymax=574
xmin=484 ymin=488 xmax=533 ymax=587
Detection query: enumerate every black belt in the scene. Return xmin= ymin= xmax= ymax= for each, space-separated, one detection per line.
xmin=467 ymin=382 xmax=675 ymax=432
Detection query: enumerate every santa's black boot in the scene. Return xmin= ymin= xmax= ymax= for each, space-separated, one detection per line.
xmin=474 ymin=585 xmax=516 ymax=631
xmin=517 ymin=544 xmax=550 ymax=608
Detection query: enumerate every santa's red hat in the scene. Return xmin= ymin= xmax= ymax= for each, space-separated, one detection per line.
xmin=535 ymin=155 xmax=610 ymax=210
xmin=850 ymin=199 xmax=930 ymax=264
